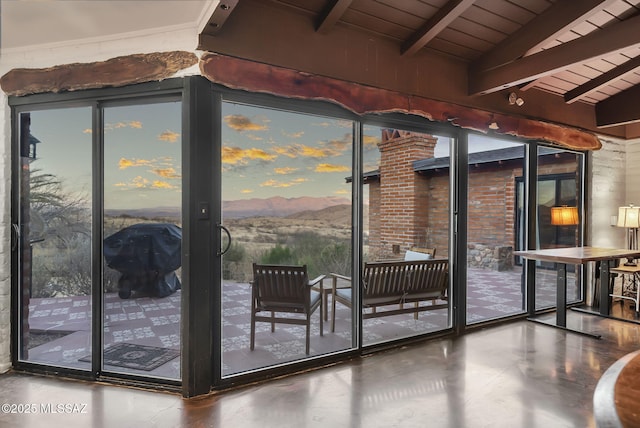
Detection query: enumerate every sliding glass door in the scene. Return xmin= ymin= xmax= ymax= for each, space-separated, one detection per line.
xmin=465 ymin=136 xmax=526 ymax=324
xmin=534 ymin=148 xmax=584 ymax=310
xmin=219 ymin=100 xmax=354 ymax=376
xmin=102 ymin=101 xmax=182 ymax=380
xmin=15 ymin=107 xmax=93 ymax=369
xmin=360 ymin=125 xmax=452 ymax=345
xmin=14 ymin=96 xmax=183 ymax=382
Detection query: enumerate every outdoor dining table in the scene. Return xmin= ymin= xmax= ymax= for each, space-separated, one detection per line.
xmin=514 ymin=246 xmax=640 ymax=339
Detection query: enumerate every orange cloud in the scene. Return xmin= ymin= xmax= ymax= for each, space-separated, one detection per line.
xmin=105 ymin=121 xmax=143 ymax=131
xmin=241 ymin=189 xmax=254 ymax=194
xmin=260 ymin=177 xmax=307 ymax=188
xmin=132 ymin=176 xmax=149 ymax=188
xmin=119 ymin=158 xmax=152 ymax=169
xmin=222 ymin=146 xmax=276 ymax=165
xmin=224 ymin=115 xmax=268 ymax=132
xmin=363 ymin=134 xmax=381 ymax=148
xmin=274 ymin=167 xmax=298 ymax=175
xmin=272 ymin=144 xmax=339 ymax=159
xmin=152 ymin=180 xmax=176 ymax=189
xmin=158 ymin=130 xmax=179 ymax=143
xmin=151 ymin=167 xmax=181 ymax=179
xmin=315 ymin=163 xmax=350 ymax=173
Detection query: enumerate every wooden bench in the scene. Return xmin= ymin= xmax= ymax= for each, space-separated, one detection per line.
xmin=330 ymin=259 xmax=449 ymax=332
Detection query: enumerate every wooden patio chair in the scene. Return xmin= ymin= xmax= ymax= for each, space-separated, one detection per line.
xmin=250 ymin=263 xmax=325 ymax=354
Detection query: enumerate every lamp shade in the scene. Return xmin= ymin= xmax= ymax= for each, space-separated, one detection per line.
xmin=550 ymin=206 xmax=579 ymax=225
xmin=617 ymin=205 xmax=640 ymax=228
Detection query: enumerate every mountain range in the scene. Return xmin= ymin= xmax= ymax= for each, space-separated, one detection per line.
xmin=223 ymin=196 xmax=350 ymax=218
xmin=105 ymin=196 xmax=351 ymax=220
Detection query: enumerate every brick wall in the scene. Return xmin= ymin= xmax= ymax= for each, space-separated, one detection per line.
xmin=367 ymin=130 xmax=580 ymax=269
xmin=368 ymin=129 xmax=437 ymax=260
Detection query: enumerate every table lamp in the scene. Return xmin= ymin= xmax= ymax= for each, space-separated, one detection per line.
xmin=617 ymin=204 xmax=640 ymax=265
xmin=550 ymin=206 xmax=579 ymax=226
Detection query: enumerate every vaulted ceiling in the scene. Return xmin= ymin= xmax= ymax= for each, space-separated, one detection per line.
xmin=3 ymin=0 xmax=639 ymax=138
xmin=200 ymin=0 xmax=640 ymax=135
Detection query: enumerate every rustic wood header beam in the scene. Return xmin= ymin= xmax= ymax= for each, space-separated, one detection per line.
xmin=316 ymin=0 xmax=352 ymax=34
xmin=200 ymin=53 xmax=600 ymax=151
xmin=0 ymin=51 xmax=198 ymax=97
xmin=596 ymin=84 xmax=640 ymax=127
xmin=401 ymin=0 xmax=475 ymax=56
xmin=469 ymin=14 xmax=640 ymax=95
xmin=472 ymin=0 xmax=617 ymax=73
xmin=565 ymin=56 xmax=640 ymax=104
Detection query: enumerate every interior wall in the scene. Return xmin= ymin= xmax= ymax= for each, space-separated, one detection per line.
xmin=625 ymin=140 xmax=640 ymax=208
xmin=589 ymin=138 xmax=627 ymax=249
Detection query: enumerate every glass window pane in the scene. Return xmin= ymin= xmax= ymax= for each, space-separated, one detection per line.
xmin=17 ymin=108 xmax=93 ymax=369
xmin=535 ymin=148 xmax=584 ymax=310
xmin=221 ymin=101 xmax=354 ymax=376
xmin=102 ymin=101 xmax=182 ymax=380
xmin=361 ymin=126 xmax=451 ymax=344
xmin=466 ymin=135 xmax=526 ymax=324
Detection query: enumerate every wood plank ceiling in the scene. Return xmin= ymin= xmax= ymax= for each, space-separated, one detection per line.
xmin=202 ymin=0 xmax=640 ymax=129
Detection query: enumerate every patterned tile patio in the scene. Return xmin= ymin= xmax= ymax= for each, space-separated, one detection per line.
xmin=21 ymin=266 xmax=578 ymax=379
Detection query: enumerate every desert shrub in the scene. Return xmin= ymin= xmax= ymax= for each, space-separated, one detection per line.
xmin=31 ymin=232 xmax=92 ymax=297
xmin=255 ymin=232 xmax=351 ymax=278
xmin=260 ymin=244 xmax=296 ymax=265
xmin=223 ymin=241 xmax=247 ymax=280
xmin=318 ymin=242 xmax=352 ymax=277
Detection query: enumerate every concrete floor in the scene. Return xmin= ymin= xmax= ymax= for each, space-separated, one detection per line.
xmin=1 ymin=309 xmax=639 ymax=428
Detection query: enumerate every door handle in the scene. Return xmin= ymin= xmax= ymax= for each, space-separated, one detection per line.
xmin=217 ymin=223 xmax=232 ymax=256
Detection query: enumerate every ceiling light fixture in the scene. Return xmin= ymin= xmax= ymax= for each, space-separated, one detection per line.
xmin=508 ymin=92 xmax=524 ymax=107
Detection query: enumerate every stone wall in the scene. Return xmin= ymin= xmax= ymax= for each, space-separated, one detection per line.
xmin=467 ymin=244 xmax=513 ymax=271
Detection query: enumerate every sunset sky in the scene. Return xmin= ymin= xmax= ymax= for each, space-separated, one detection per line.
xmin=221 ymin=101 xmax=363 ymax=202
xmin=27 ymin=101 xmax=520 ymax=212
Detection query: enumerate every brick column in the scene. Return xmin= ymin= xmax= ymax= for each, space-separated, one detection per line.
xmin=369 ymin=129 xmax=437 ymax=260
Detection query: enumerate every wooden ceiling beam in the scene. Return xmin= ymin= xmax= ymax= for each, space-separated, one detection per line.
xmin=316 ymin=0 xmax=353 ymax=34
xmin=472 ymin=0 xmax=618 ymax=73
xmin=564 ymin=56 xmax=640 ymax=104
xmin=200 ymin=0 xmax=239 ymax=36
xmin=401 ymin=0 xmax=475 ymax=56
xmin=596 ymin=84 xmax=640 ymax=127
xmin=469 ymin=14 xmax=640 ymax=95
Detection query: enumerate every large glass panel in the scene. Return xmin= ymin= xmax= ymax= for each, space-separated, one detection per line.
xmin=17 ymin=108 xmax=93 ymax=369
xmin=221 ymin=101 xmax=354 ymax=376
xmin=102 ymin=102 xmax=182 ymax=380
xmin=535 ymin=148 xmax=584 ymax=310
xmin=466 ymin=135 xmax=526 ymax=324
xmin=360 ymin=126 xmax=451 ymax=345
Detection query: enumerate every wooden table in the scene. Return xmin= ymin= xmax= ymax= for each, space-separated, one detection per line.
xmin=514 ymin=247 xmax=640 ymax=338
xmin=594 ymin=349 xmax=640 ymax=428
